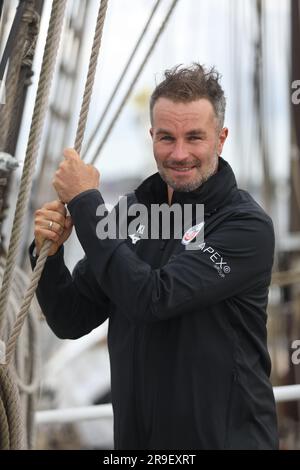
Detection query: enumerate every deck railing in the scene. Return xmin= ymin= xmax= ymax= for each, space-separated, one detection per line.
xmin=35 ymin=384 xmax=300 ymax=424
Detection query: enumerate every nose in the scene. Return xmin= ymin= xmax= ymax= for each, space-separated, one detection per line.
xmin=170 ymin=140 xmax=189 ymax=162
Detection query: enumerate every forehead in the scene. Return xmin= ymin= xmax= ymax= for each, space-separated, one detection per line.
xmin=152 ymin=97 xmax=216 ymax=129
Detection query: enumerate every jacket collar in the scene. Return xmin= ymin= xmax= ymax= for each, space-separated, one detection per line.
xmin=135 ymin=157 xmax=238 ymax=215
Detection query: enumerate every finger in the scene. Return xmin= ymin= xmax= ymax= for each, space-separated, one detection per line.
xmin=43 ymin=200 xmax=66 ymax=216
xmin=34 ymin=228 xmax=60 ymax=243
xmin=44 ymin=210 xmax=66 ymax=228
xmin=36 ymin=210 xmax=66 ymax=228
xmin=35 ymin=219 xmax=63 ymax=236
xmin=43 ymin=220 xmax=64 ymax=235
xmin=63 ymin=147 xmax=81 ymax=161
xmin=52 ymin=179 xmax=64 ymax=203
xmin=42 ymin=205 xmax=66 ymax=220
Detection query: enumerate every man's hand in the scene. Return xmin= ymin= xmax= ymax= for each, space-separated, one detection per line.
xmin=34 ymin=200 xmax=73 ymax=256
xmin=53 ymin=148 xmax=100 ymax=203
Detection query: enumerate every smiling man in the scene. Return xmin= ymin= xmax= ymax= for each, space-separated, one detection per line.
xmin=30 ymin=64 xmax=278 ymax=449
xmin=151 ymin=102 xmax=227 ymax=201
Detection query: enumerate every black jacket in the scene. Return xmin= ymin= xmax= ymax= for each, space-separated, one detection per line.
xmin=30 ymin=158 xmax=278 ymax=450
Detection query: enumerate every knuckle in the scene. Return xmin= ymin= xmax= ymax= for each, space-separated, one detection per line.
xmin=35 ymin=209 xmax=42 ymax=217
xmin=54 ymin=209 xmax=66 ymax=220
xmin=35 ymin=214 xmax=46 ymax=225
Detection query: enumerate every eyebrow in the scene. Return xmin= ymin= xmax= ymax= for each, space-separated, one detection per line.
xmin=156 ymin=128 xmax=172 ymax=135
xmin=186 ymin=129 xmax=207 ymax=137
xmin=155 ymin=128 xmax=207 ymax=137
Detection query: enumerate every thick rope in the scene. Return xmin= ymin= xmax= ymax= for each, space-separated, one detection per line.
xmin=74 ymin=0 xmax=109 ymax=154
xmin=0 ymin=258 xmax=39 ymax=449
xmin=0 ymin=393 xmax=9 ymax=449
xmin=0 ymin=366 xmax=25 ymax=449
xmin=90 ymin=0 xmax=180 ymax=165
xmin=5 ymin=0 xmax=109 ymax=366
xmin=0 ymin=0 xmax=67 ymax=451
xmin=83 ymin=0 xmax=162 ymax=157
xmin=0 ymin=0 xmax=67 ymax=332
xmin=14 ymin=285 xmax=39 ymax=395
xmin=5 ymin=245 xmax=49 ymax=364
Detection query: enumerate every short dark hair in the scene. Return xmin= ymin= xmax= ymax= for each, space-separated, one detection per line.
xmin=150 ymin=63 xmax=226 ymax=129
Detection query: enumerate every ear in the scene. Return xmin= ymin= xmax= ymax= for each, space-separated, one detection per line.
xmin=149 ymin=128 xmax=153 ymax=139
xmin=217 ymin=128 xmax=228 ymax=155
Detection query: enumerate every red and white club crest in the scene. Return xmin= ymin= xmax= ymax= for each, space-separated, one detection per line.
xmin=181 ymin=222 xmax=204 ymax=245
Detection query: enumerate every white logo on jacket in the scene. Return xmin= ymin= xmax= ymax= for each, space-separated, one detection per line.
xmin=181 ymin=223 xmax=204 ymax=246
xmin=197 ymin=242 xmax=231 ymax=277
xmin=129 ymin=224 xmax=145 ymax=244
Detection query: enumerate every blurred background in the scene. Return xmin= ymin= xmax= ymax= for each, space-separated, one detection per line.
xmin=0 ymin=0 xmax=300 ymax=450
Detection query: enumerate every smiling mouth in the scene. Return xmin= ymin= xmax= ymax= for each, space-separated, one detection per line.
xmin=168 ymin=166 xmax=196 ymax=173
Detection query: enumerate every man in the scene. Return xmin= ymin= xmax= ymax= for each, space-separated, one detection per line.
xmin=30 ymin=64 xmax=278 ymax=449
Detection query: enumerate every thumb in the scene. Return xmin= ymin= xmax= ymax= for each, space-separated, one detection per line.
xmin=63 ymin=147 xmax=81 ymax=161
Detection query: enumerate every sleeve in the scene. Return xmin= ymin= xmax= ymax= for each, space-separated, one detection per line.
xmin=68 ymin=190 xmax=275 ymax=324
xmin=29 ymin=241 xmax=110 ymax=339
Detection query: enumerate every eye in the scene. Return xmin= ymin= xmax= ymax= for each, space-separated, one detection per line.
xmin=160 ymin=135 xmax=174 ymax=141
xmin=189 ymin=136 xmax=202 ymax=141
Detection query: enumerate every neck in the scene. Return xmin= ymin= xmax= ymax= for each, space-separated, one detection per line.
xmin=167 ymin=186 xmax=173 ymax=205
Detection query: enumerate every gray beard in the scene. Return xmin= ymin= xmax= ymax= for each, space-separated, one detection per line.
xmin=158 ymin=155 xmax=219 ymax=192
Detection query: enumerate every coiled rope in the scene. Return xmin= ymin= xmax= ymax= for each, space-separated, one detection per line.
xmin=0 ymin=260 xmax=39 ymax=449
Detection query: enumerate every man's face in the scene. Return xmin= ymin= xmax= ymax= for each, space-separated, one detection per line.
xmin=150 ymin=98 xmax=228 ymax=192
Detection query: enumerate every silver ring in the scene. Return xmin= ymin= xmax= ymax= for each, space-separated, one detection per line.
xmin=48 ymin=220 xmax=53 ymax=230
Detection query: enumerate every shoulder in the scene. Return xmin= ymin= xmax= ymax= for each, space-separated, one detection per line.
xmin=235 ymin=189 xmax=273 ymax=225
xmin=231 ymin=189 xmax=274 ymax=241
xmin=208 ymin=190 xmax=274 ymax=257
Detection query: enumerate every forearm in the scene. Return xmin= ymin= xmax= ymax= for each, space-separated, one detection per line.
xmin=29 ymin=242 xmax=109 ymax=338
